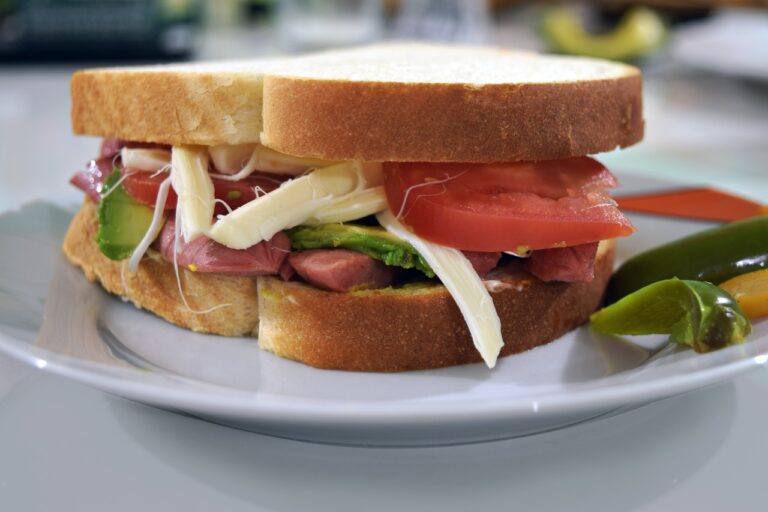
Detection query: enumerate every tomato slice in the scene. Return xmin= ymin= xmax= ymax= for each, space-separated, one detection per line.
xmin=383 ymin=157 xmax=634 ymax=251
xmin=121 ymin=169 xmax=287 ymax=211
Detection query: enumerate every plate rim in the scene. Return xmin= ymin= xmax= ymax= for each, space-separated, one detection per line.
xmin=0 ymin=326 xmax=765 ymax=424
xmin=1 ymin=198 xmax=767 ymax=427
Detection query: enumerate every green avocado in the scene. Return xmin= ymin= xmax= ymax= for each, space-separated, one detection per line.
xmin=96 ymin=171 xmax=155 ymax=260
xmin=540 ymin=6 xmax=666 ymax=61
xmin=286 ymin=224 xmax=434 ymax=277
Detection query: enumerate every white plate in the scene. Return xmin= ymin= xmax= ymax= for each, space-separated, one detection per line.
xmin=0 ymin=176 xmax=766 ymax=446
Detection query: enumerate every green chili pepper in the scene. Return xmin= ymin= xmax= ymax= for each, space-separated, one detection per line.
xmin=608 ymin=215 xmax=768 ymax=302
xmin=591 ymin=278 xmax=751 ymax=353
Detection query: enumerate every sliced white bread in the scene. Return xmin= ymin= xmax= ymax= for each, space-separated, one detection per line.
xmin=72 ymin=43 xmax=643 ymax=162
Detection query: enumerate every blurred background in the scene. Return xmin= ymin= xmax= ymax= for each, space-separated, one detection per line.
xmin=0 ymin=0 xmax=766 ymax=208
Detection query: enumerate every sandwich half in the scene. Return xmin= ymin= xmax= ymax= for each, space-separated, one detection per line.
xmin=64 ymin=44 xmax=643 ymax=372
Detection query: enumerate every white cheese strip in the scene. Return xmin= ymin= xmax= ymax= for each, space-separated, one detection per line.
xmin=127 ymin=177 xmax=172 ymax=273
xmin=171 ymin=146 xmax=215 ymax=242
xmin=209 ymin=162 xmax=361 ymax=249
xmin=307 ymin=186 xmax=387 ymax=224
xmin=376 ymin=210 xmax=504 ymax=368
xmin=250 ymin=145 xmax=337 ymax=174
xmin=209 ymin=144 xmax=337 ymax=179
xmin=121 ymin=148 xmax=171 ymax=171
xmin=208 ymin=144 xmax=258 ymax=174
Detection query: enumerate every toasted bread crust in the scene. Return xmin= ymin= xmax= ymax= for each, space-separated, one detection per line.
xmin=62 ymin=200 xmax=260 ymax=336
xmin=258 ymin=242 xmax=614 ymax=371
xmin=63 ymin=198 xmax=613 ymax=372
xmin=262 ymin=76 xmax=643 ymax=162
xmin=71 ymin=70 xmax=267 ymax=146
xmin=71 ymin=45 xmax=643 ymax=162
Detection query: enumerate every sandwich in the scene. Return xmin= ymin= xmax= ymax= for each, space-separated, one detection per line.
xmin=63 ymin=44 xmax=643 ymax=372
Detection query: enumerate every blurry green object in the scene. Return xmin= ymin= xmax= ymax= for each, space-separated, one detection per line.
xmin=540 ymin=6 xmax=666 ymax=62
xmin=591 ymin=278 xmax=751 ymax=354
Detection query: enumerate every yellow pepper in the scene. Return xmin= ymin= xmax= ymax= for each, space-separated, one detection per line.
xmin=720 ymin=269 xmax=768 ymax=319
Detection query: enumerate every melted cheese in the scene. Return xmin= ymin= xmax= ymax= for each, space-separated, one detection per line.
xmin=209 ymin=162 xmax=361 ymax=249
xmin=171 ymin=146 xmax=215 ymax=242
xmin=376 ymin=210 xmax=504 ymax=368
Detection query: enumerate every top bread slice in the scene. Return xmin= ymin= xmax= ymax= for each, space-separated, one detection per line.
xmin=71 ymin=43 xmax=643 ymax=162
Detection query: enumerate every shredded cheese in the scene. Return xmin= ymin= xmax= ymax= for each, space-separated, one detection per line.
xmin=376 ymin=210 xmax=504 ymax=368
xmin=121 ymin=147 xmax=172 ymax=171
xmin=302 ymin=162 xmax=385 ymax=223
xmin=171 ymin=145 xmax=215 ymax=242
xmin=127 ymin=176 xmax=172 ymax=273
xmin=209 ymin=144 xmax=338 ymax=180
xmin=208 ymin=144 xmax=258 ymax=174
xmin=209 ymin=162 xmax=362 ymax=249
xmin=307 ymin=186 xmax=387 ymax=224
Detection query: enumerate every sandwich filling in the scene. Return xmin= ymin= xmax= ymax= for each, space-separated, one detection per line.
xmin=71 ymin=139 xmax=634 ymax=367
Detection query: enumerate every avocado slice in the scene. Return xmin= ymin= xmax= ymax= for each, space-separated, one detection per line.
xmin=286 ymin=223 xmax=434 ymax=277
xmin=541 ymin=6 xmax=666 ymax=61
xmin=96 ymin=171 xmax=156 ymax=260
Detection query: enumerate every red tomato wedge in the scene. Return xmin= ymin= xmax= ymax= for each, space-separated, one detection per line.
xmin=383 ymin=157 xmax=634 ymax=252
xmin=121 ymin=170 xmax=288 ymax=211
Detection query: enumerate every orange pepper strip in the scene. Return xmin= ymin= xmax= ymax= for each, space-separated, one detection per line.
xmin=720 ymin=269 xmax=768 ymax=319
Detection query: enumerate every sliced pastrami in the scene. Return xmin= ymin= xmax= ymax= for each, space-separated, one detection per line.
xmin=99 ymin=139 xmax=127 ymax=159
xmin=278 ymin=259 xmax=296 ymax=281
xmin=462 ymin=251 xmax=502 ymax=278
xmin=288 ymin=249 xmax=397 ymax=292
xmin=155 ymin=216 xmax=290 ymax=276
xmin=525 ymin=242 xmax=599 ymax=283
xmin=70 ymin=156 xmax=116 ymax=202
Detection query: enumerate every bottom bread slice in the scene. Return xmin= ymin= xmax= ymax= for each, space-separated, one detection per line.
xmin=63 ymin=200 xmax=260 ymax=336
xmin=63 ymin=200 xmax=614 ymax=372
xmin=259 ymin=242 xmax=613 ymax=371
